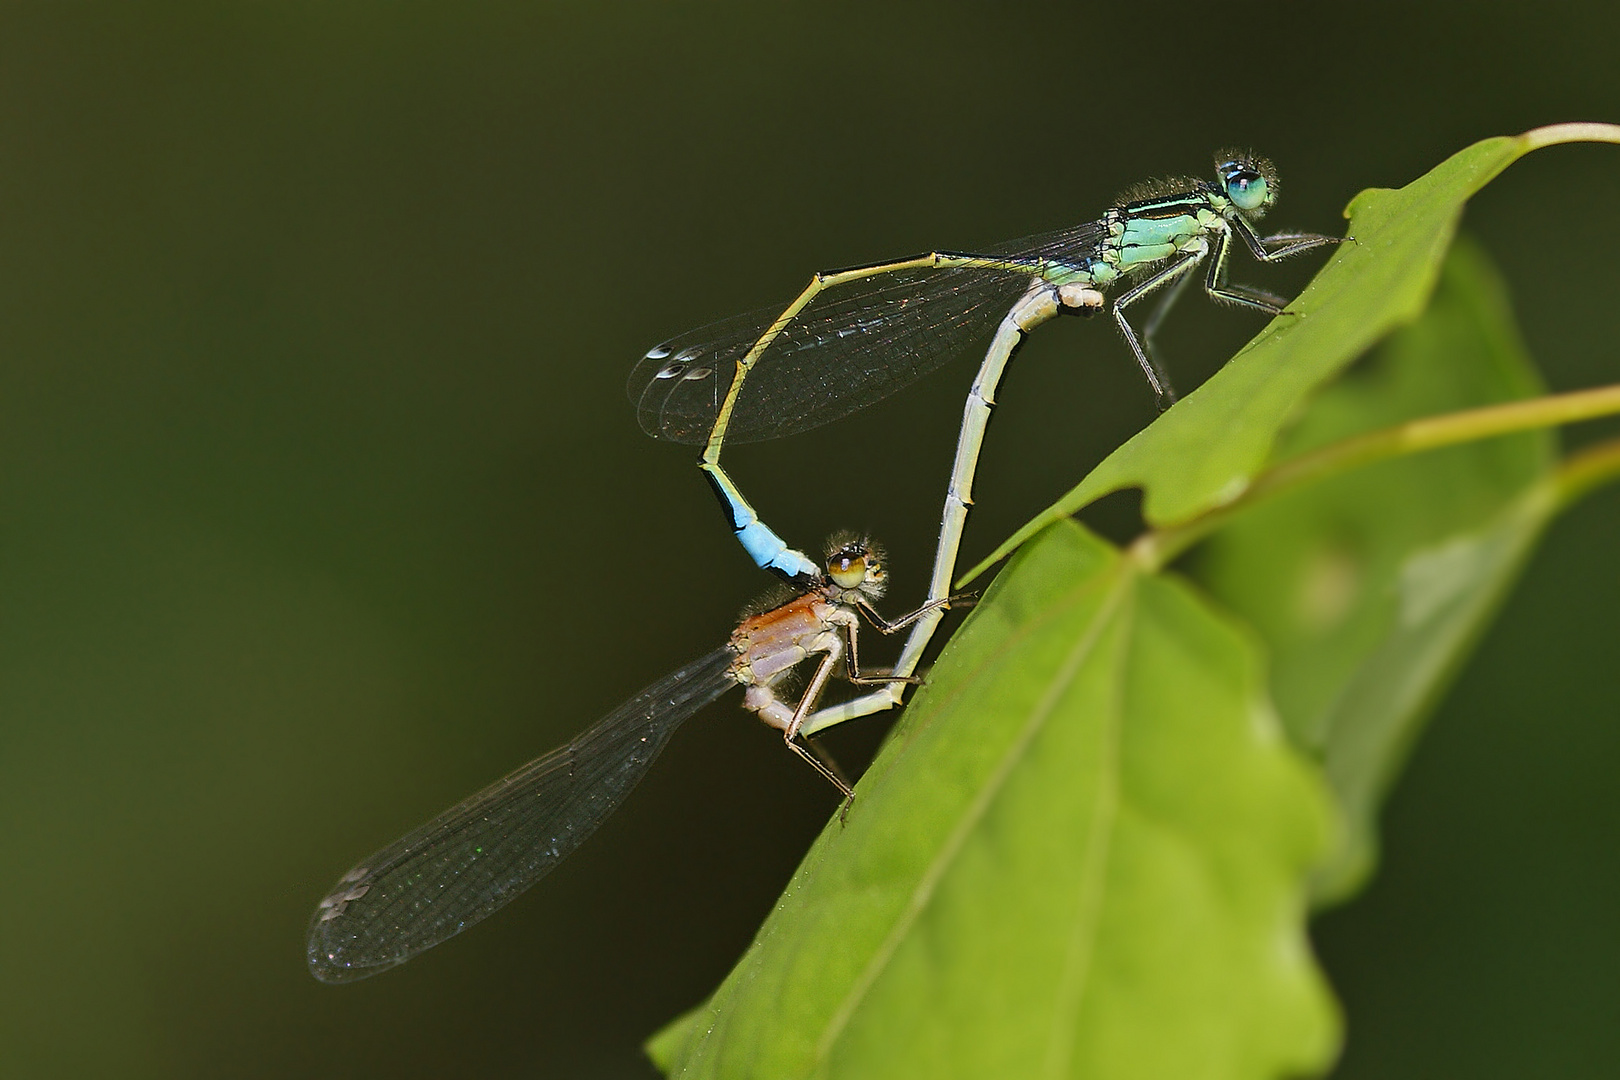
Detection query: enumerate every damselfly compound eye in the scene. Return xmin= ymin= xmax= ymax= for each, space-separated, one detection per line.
xmin=1227 ymin=171 xmax=1269 ymax=211
xmin=826 ymin=548 xmax=868 ymax=590
xmin=1215 ymin=152 xmax=1277 ymax=214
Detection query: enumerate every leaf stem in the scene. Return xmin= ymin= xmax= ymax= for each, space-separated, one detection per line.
xmin=1132 ymin=382 xmax=1620 ymax=570
xmin=1552 ymin=434 xmax=1620 ymax=510
xmin=1521 ymin=122 xmax=1620 ymax=149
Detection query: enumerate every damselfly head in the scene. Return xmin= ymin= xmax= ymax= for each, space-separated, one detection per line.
xmin=1213 ymin=150 xmax=1279 ymax=217
xmin=823 ymin=533 xmax=887 ymax=599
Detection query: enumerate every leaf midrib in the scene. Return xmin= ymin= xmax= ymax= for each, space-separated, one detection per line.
xmin=1040 ymin=576 xmax=1132 ymax=1078
xmin=811 ymin=553 xmax=1136 ymax=1068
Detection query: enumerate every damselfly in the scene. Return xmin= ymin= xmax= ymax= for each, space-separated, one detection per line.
xmin=307 ymin=537 xmax=951 ymax=983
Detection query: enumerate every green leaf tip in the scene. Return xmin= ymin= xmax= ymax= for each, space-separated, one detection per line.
xmin=962 ymin=124 xmax=1618 ymax=586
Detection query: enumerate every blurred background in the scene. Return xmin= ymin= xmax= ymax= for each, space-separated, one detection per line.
xmin=1 ymin=3 xmax=1616 ymax=1076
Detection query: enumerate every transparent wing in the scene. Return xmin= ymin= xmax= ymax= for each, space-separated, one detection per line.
xmin=307 ymin=647 xmax=739 ymax=983
xmin=628 ymin=219 xmax=1110 ymax=445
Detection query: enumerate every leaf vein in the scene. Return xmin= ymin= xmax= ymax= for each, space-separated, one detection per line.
xmin=1041 ymin=577 xmax=1134 ymax=1077
xmin=812 ymin=556 xmax=1135 ymax=1064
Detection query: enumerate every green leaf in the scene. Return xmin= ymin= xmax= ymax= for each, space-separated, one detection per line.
xmin=1187 ymin=238 xmax=1557 ymax=903
xmin=965 ymin=124 xmax=1620 ymax=584
xmin=652 ymin=522 xmax=1339 ymax=1079
xmin=652 ymin=126 xmax=1620 ymax=1077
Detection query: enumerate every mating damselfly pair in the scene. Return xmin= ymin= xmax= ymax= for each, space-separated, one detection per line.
xmin=308 ymin=150 xmax=1341 ymax=982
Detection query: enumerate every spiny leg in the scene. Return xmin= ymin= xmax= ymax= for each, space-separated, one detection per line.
xmin=780 ymin=650 xmax=855 ymax=798
xmin=1212 ymin=220 xmax=1346 ymax=318
xmin=1112 ymin=252 xmax=1204 ymax=408
xmin=803 ymin=737 xmax=854 ymax=794
xmin=1229 ymin=214 xmax=1344 ymax=264
xmin=1203 ymin=227 xmax=1289 ymax=314
xmin=839 ymin=617 xmax=923 ymax=688
xmin=1140 ymin=264 xmax=1196 ymax=390
xmin=1258 ymin=232 xmax=1344 ymax=261
xmin=784 ymin=738 xmax=854 ymax=800
xmin=852 ymin=593 xmax=959 ymax=636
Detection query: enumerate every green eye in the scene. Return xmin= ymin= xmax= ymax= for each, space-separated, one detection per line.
xmin=1228 ymin=172 xmax=1268 ymax=211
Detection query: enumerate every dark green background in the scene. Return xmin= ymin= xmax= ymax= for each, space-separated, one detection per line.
xmin=2 ymin=3 xmax=1615 ymax=1077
